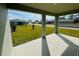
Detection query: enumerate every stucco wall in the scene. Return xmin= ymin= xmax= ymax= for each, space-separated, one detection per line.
xmin=0 ymin=4 xmax=13 ymax=56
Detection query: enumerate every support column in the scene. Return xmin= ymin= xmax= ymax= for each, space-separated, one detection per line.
xmin=0 ymin=4 xmax=12 ymax=56
xmin=41 ymin=14 xmax=46 ymax=39
xmin=54 ymin=16 xmax=59 ymax=34
xmin=42 ymin=14 xmax=50 ymax=56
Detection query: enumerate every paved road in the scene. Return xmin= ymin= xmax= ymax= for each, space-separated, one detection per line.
xmin=59 ymin=27 xmax=79 ymax=30
xmin=35 ymin=24 xmax=79 ymax=30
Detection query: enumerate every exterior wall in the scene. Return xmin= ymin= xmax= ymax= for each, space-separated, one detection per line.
xmin=0 ymin=4 xmax=13 ymax=56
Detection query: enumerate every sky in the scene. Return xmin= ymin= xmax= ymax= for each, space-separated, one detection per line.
xmin=8 ymin=9 xmax=55 ymax=22
xmin=8 ymin=9 xmax=79 ymax=22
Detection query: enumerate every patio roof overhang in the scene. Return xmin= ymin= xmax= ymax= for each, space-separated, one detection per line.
xmin=6 ymin=3 xmax=79 ymax=16
xmin=0 ymin=3 xmax=79 ymax=56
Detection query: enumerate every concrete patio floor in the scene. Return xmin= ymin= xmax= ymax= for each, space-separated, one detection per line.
xmin=47 ymin=34 xmax=79 ymax=56
xmin=12 ymin=33 xmax=79 ymax=56
xmin=12 ymin=38 xmax=42 ymax=56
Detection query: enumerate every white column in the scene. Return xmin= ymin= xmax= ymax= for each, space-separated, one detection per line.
xmin=54 ymin=16 xmax=59 ymax=34
xmin=42 ymin=14 xmax=50 ymax=56
xmin=41 ymin=14 xmax=46 ymax=39
xmin=0 ymin=4 xmax=12 ymax=56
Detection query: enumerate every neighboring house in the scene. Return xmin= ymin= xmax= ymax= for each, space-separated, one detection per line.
xmin=58 ymin=19 xmax=74 ymax=23
xmin=59 ymin=18 xmax=79 ymax=24
xmin=73 ymin=18 xmax=79 ymax=23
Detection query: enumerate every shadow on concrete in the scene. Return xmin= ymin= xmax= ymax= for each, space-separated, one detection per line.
xmin=57 ymin=34 xmax=79 ymax=56
xmin=42 ymin=37 xmax=50 ymax=56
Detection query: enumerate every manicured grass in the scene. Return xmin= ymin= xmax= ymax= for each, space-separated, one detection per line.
xmin=59 ymin=28 xmax=79 ymax=38
xmin=12 ymin=24 xmax=79 ymax=47
xmin=12 ymin=24 xmax=53 ymax=46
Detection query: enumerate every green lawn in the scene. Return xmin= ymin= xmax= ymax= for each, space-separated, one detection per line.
xmin=12 ymin=24 xmax=79 ymax=47
xmin=12 ymin=24 xmax=53 ymax=46
xmin=59 ymin=28 xmax=79 ymax=38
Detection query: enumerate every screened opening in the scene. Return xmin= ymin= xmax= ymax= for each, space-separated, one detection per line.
xmin=8 ymin=9 xmax=42 ymax=47
xmin=46 ymin=15 xmax=55 ymax=35
xmin=8 ymin=9 xmax=55 ymax=47
xmin=59 ymin=13 xmax=79 ymax=38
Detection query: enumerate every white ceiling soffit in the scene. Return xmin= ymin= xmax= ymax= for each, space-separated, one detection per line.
xmin=22 ymin=3 xmax=79 ymax=14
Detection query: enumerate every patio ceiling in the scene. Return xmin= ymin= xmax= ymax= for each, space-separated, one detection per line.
xmin=7 ymin=3 xmax=79 ymax=16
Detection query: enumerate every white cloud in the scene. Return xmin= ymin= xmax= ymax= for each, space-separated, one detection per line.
xmin=8 ymin=9 xmax=55 ymax=21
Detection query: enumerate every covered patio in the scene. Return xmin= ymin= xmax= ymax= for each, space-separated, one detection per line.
xmin=0 ymin=3 xmax=79 ymax=56
xmin=12 ymin=33 xmax=79 ymax=56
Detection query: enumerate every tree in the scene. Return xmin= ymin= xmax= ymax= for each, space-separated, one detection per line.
xmin=11 ymin=22 xmax=16 ymax=32
xmin=29 ymin=19 xmax=32 ymax=24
